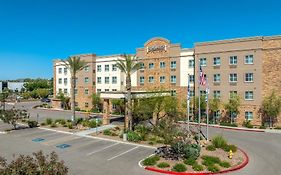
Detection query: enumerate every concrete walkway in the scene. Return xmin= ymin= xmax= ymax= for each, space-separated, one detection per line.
xmin=74 ymin=124 xmax=116 ymax=137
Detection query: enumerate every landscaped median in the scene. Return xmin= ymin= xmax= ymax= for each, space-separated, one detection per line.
xmin=140 ymin=136 xmax=249 ymax=175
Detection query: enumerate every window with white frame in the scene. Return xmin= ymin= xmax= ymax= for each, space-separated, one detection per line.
xmin=245 ymin=73 xmax=253 ymax=82
xmin=112 ymin=89 xmax=117 ymax=91
xmin=229 ymin=56 xmax=237 ymax=65
xmin=189 ymin=60 xmax=194 ymax=68
xmin=105 ymin=77 xmax=109 ymax=84
xmin=105 ymin=89 xmax=109 ymax=92
xmin=245 ymin=91 xmax=253 ymax=100
xmin=58 ymin=68 xmax=62 ymax=74
xmin=213 ymin=74 xmax=221 ymax=83
xmin=97 ymin=65 xmax=102 ymax=72
xmin=140 ymin=62 xmax=144 ymax=69
xmin=84 ymin=77 xmax=89 ymax=83
xmin=190 ymin=90 xmax=195 ymax=97
xmin=189 ymin=75 xmax=194 ymax=83
xmin=64 ymin=78 xmax=67 ymax=85
xmin=148 ymin=76 xmax=154 ymax=83
xmin=84 ymin=88 xmax=89 ymax=95
xmin=97 ymin=77 xmax=102 ymax=84
xmin=112 ymin=76 xmax=117 ymax=84
xmin=171 ymin=61 xmax=176 ymax=69
xmin=149 ymin=63 xmax=154 ymax=69
xmin=245 ymin=55 xmax=254 ymax=64
xmin=112 ymin=64 xmax=117 ymax=71
xmin=171 ymin=90 xmax=176 ymax=96
xmin=213 ymin=90 xmax=221 ymax=98
xmin=213 ymin=57 xmax=221 ymax=66
xmin=64 ymin=68 xmax=67 ymax=74
xmin=105 ymin=65 xmax=109 ymax=72
xmin=84 ymin=66 xmax=89 ymax=72
xmin=160 ymin=61 xmax=165 ymax=68
xmin=229 ymin=73 xmax=237 ymax=82
xmin=58 ymin=78 xmax=62 ymax=84
xmin=170 ymin=75 xmax=176 ymax=83
xmin=200 ymin=58 xmax=207 ymax=66
xmin=245 ymin=111 xmax=253 ymax=121
xmin=160 ymin=76 xmax=165 ymax=83
xmin=63 ymin=89 xmax=67 ymax=94
xmin=139 ymin=76 xmax=144 ymax=84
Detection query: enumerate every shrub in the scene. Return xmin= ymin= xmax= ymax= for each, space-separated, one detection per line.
xmin=46 ymin=118 xmax=52 ymax=125
xmin=40 ymin=122 xmax=46 ymax=126
xmin=184 ymin=144 xmax=201 ymax=160
xmin=243 ymin=120 xmax=253 ymax=128
xmin=171 ymin=141 xmax=186 ymax=155
xmin=75 ymin=118 xmax=83 ymax=124
xmin=207 ymin=165 xmax=220 ymax=172
xmin=50 ymin=123 xmax=57 ymax=128
xmin=220 ymin=122 xmax=238 ymax=127
xmin=142 ymin=156 xmax=159 ymax=166
xmin=135 ymin=125 xmax=149 ymax=141
xmin=192 ymin=164 xmax=204 ymax=171
xmin=127 ymin=131 xmax=142 ymax=142
xmin=219 ymin=161 xmax=231 ymax=168
xmin=82 ymin=120 xmax=90 ymax=127
xmin=59 ymin=119 xmax=66 ymax=125
xmin=54 ymin=119 xmax=62 ymax=124
xmin=63 ymin=124 xmax=67 ymax=127
xmin=275 ymin=126 xmax=281 ymax=130
xmin=202 ymin=155 xmax=221 ymax=166
xmin=111 ymin=132 xmax=118 ymax=136
xmin=172 ymin=163 xmax=187 ymax=172
xmin=148 ymin=141 xmax=154 ymax=145
xmin=223 ymin=144 xmax=237 ymax=153
xmin=27 ymin=120 xmax=38 ymax=128
xmin=103 ymin=129 xmax=111 ymax=136
xmin=259 ymin=125 xmax=266 ymax=129
xmin=206 ymin=145 xmax=216 ymax=151
xmin=75 ymin=107 xmax=80 ymax=111
xmin=157 ymin=162 xmax=170 ymax=168
xmin=212 ymin=135 xmax=227 ymax=148
xmin=88 ymin=120 xmax=97 ymax=128
xmin=67 ymin=123 xmax=73 ymax=129
xmin=184 ymin=158 xmax=196 ymax=166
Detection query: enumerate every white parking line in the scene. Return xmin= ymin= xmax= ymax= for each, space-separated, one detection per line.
xmin=87 ymin=142 xmax=119 ymax=156
xmin=107 ymin=146 xmax=139 ymax=161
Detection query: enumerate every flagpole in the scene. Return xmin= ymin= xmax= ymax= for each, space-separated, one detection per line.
xmin=187 ymin=74 xmax=190 ymax=133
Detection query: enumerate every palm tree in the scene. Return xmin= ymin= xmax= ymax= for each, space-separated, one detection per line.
xmin=63 ymin=56 xmax=86 ymax=124
xmin=115 ymin=54 xmax=142 ymax=131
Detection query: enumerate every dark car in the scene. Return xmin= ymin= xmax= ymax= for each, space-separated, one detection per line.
xmin=41 ymin=98 xmax=51 ymax=103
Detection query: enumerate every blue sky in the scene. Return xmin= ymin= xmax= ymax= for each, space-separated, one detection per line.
xmin=0 ymin=0 xmax=280 ymax=80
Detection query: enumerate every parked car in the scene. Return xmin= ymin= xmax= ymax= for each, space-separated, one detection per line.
xmin=41 ymin=98 xmax=51 ymax=103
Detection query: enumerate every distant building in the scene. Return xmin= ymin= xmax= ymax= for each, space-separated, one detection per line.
xmin=0 ymin=81 xmax=24 ymax=92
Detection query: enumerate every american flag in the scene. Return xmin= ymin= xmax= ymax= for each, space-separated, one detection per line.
xmin=199 ymin=66 xmax=206 ymax=86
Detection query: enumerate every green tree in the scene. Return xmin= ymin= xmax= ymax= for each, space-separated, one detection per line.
xmin=0 ymin=151 xmax=68 ymax=175
xmin=209 ymin=98 xmax=221 ymax=123
xmin=92 ymin=93 xmax=101 ymax=112
xmin=261 ymin=91 xmax=281 ymax=127
xmin=191 ymin=96 xmax=207 ymax=122
xmin=56 ymin=93 xmax=70 ymax=110
xmin=115 ymin=54 xmax=142 ymax=130
xmin=23 ymin=79 xmax=51 ymax=92
xmin=0 ymin=89 xmax=10 ymax=110
xmin=224 ymin=95 xmax=241 ymax=124
xmin=0 ymin=108 xmax=28 ymax=129
xmin=63 ymin=56 xmax=86 ymax=124
xmin=35 ymin=89 xmax=50 ymax=98
xmin=111 ymin=99 xmax=125 ymax=115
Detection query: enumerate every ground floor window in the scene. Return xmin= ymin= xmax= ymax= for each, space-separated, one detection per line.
xmin=85 ymin=102 xmax=89 ymax=108
xmin=245 ymin=111 xmax=253 ymax=121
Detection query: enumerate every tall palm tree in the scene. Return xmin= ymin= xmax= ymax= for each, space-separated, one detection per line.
xmin=63 ymin=56 xmax=86 ymax=124
xmin=115 ymin=54 xmax=142 ymax=131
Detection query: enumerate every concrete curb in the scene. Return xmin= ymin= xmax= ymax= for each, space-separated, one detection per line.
xmin=143 ymin=148 xmax=249 ymax=175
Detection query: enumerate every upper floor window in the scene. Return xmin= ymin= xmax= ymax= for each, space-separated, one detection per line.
xmin=171 ymin=61 xmax=176 ymax=69
xmin=190 ymin=90 xmax=195 ymax=97
xmin=58 ymin=78 xmax=62 ymax=84
xmin=58 ymin=68 xmax=62 ymax=74
xmin=245 ymin=55 xmax=254 ymax=64
xmin=74 ymin=89 xmax=78 ymax=95
xmin=189 ymin=60 xmax=194 ymax=68
xmin=245 ymin=73 xmax=253 ymax=82
xmin=112 ymin=64 xmax=117 ymax=71
xmin=160 ymin=62 xmax=165 ymax=68
xmin=64 ymin=78 xmax=68 ymax=85
xmin=84 ymin=66 xmax=89 ymax=72
xmin=160 ymin=76 xmax=165 ymax=83
xmin=97 ymin=65 xmax=102 ymax=72
xmin=112 ymin=89 xmax=117 ymax=92
xmin=112 ymin=76 xmax=117 ymax=84
xmin=171 ymin=90 xmax=176 ymax=96
xmin=139 ymin=76 xmax=145 ymax=84
xmin=213 ymin=90 xmax=221 ymax=98
xmin=189 ymin=75 xmax=194 ymax=83
xmin=245 ymin=91 xmax=253 ymax=100
xmin=64 ymin=68 xmax=67 ymax=74
xmin=97 ymin=89 xmax=101 ymax=92
xmin=229 ymin=56 xmax=237 ymax=65
xmin=84 ymin=77 xmax=89 ymax=83
xmin=105 ymin=89 xmax=109 ymax=92
xmin=245 ymin=111 xmax=253 ymax=121
xmin=229 ymin=73 xmax=237 ymax=82
xmin=148 ymin=76 xmax=154 ymax=83
xmin=200 ymin=58 xmax=207 ymax=66
xmin=64 ymin=89 xmax=68 ymax=94
xmin=58 ymin=88 xmax=62 ymax=93
xmin=149 ymin=63 xmax=154 ymax=69
xmin=214 ymin=74 xmax=221 ymax=83
xmin=105 ymin=77 xmax=110 ymax=84
xmin=85 ymin=102 xmax=89 ymax=108
xmin=105 ymin=65 xmax=110 ymax=72
xmin=213 ymin=57 xmax=221 ymax=66
xmin=97 ymin=77 xmax=102 ymax=84
xmin=171 ymin=75 xmax=176 ymax=84
xmin=84 ymin=88 xmax=89 ymax=95
xmin=140 ymin=62 xmax=145 ymax=69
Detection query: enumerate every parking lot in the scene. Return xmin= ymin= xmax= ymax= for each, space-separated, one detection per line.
xmin=0 ymin=122 xmax=156 ymax=175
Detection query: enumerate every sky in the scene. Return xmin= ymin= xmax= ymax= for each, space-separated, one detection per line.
xmin=0 ymin=0 xmax=280 ymax=80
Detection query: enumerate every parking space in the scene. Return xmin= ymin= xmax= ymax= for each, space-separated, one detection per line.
xmin=0 ymin=127 xmax=157 ymax=175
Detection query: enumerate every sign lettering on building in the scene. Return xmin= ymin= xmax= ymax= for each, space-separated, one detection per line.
xmin=146 ymin=45 xmax=167 ymax=53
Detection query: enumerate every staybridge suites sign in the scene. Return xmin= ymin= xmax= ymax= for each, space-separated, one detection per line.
xmin=146 ymin=45 xmax=167 ymax=53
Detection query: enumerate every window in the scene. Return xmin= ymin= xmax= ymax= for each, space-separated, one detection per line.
xmin=245 ymin=55 xmax=254 ymax=64
xmin=112 ymin=76 xmax=117 ymax=84
xmin=245 ymin=73 xmax=253 ymax=82
xmin=213 ymin=74 xmax=221 ymax=83
xmin=149 ymin=63 xmax=154 ymax=69
xmin=84 ymin=66 xmax=89 ymax=72
xmin=97 ymin=89 xmax=101 ymax=92
xmin=171 ymin=90 xmax=176 ymax=96
xmin=64 ymin=68 xmax=67 ymax=74
xmin=229 ymin=73 xmax=237 ymax=82
xmin=140 ymin=76 xmax=145 ymax=84
xmin=190 ymin=90 xmax=195 ymax=97
xmin=171 ymin=61 xmax=176 ymax=69
xmin=97 ymin=77 xmax=102 ymax=84
xmin=112 ymin=89 xmax=117 ymax=91
xmin=58 ymin=78 xmax=62 ymax=84
xmin=58 ymin=88 xmax=62 ymax=93
xmin=58 ymin=68 xmax=62 ymax=74
xmin=84 ymin=88 xmax=89 ymax=95
xmin=189 ymin=75 xmax=194 ymax=83
xmin=189 ymin=60 xmax=194 ymax=68
xmin=74 ymin=89 xmax=78 ymax=95
xmin=63 ymin=89 xmax=67 ymax=94
xmin=229 ymin=56 xmax=237 ymax=65
xmin=200 ymin=58 xmax=207 ymax=66
xmin=229 ymin=91 xmax=237 ymax=98
xmin=200 ymin=90 xmax=206 ymax=95
xmin=214 ymin=111 xmax=221 ymax=120
xmin=213 ymin=90 xmax=221 ymax=98
xmin=160 ymin=76 xmax=165 ymax=83
xmin=213 ymin=57 xmax=221 ymax=66
xmin=105 ymin=89 xmax=109 ymax=92
xmin=140 ymin=62 xmax=145 ymax=69
xmin=160 ymin=62 xmax=165 ymax=68
xmin=112 ymin=64 xmax=117 ymax=71
xmin=148 ymin=76 xmax=154 ymax=83
xmin=64 ymin=78 xmax=67 ymax=85
xmin=84 ymin=77 xmax=89 ymax=83
xmin=171 ymin=75 xmax=176 ymax=83
xmin=105 ymin=77 xmax=110 ymax=84
xmin=105 ymin=65 xmax=109 ymax=71
xmin=74 ymin=78 xmax=78 ymax=85
xmin=245 ymin=111 xmax=253 ymax=121
xmin=97 ymin=65 xmax=102 ymax=72
xmin=245 ymin=91 xmax=253 ymax=100
xmin=85 ymin=102 xmax=89 ymax=108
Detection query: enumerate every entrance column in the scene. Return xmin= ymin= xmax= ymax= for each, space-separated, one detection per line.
xmin=103 ymin=99 xmax=110 ymax=125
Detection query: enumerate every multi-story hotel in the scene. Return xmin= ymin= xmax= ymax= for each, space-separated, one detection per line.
xmin=53 ymin=36 xmax=281 ymax=126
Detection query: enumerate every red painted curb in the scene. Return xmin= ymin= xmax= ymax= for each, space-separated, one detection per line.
xmin=144 ymin=148 xmax=249 ymax=175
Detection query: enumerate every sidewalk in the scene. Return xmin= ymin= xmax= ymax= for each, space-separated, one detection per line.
xmin=74 ymin=124 xmax=116 ymax=137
